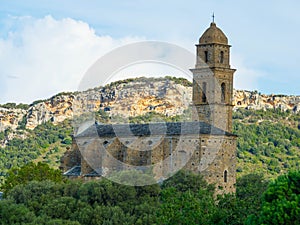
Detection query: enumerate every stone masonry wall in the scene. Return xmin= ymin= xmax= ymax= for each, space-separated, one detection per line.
xmin=70 ymin=132 xmax=236 ymax=194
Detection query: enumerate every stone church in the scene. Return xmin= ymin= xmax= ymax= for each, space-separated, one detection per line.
xmin=60 ymin=22 xmax=237 ymax=193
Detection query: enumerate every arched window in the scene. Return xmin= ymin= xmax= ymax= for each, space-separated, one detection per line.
xmin=221 ymin=83 xmax=226 ymax=103
xmin=220 ymin=51 xmax=224 ymax=63
xmin=224 ymin=170 xmax=228 ymax=183
xmin=202 ymin=82 xmax=207 ymax=103
xmin=204 ymin=51 xmax=209 ymax=63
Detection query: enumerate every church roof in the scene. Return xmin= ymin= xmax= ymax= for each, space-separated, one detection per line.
xmin=199 ymin=22 xmax=228 ymax=45
xmin=75 ymin=121 xmax=235 ymax=138
xmin=63 ymin=166 xmax=81 ymax=176
xmin=63 ymin=166 xmax=101 ymax=177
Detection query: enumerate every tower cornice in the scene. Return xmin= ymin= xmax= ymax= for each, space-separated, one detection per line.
xmin=196 ymin=43 xmax=232 ymax=47
xmin=191 ymin=67 xmax=236 ymax=73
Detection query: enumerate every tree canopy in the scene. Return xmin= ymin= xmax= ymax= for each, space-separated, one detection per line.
xmin=1 ymin=162 xmax=64 ymax=194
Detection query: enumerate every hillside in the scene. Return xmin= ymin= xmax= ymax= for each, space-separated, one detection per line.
xmin=0 ymin=77 xmax=299 ymax=183
xmin=1 ymin=76 xmax=299 ymax=136
xmin=233 ymin=109 xmax=300 ymax=178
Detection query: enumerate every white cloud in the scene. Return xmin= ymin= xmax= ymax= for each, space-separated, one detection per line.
xmin=0 ymin=15 xmax=271 ymax=104
xmin=0 ymin=15 xmax=144 ymax=104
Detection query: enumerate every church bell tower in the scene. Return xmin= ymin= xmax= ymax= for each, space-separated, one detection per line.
xmin=191 ymin=22 xmax=236 ymax=132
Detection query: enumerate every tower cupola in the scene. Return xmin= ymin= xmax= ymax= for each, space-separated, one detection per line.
xmin=196 ymin=22 xmax=231 ymax=69
xmin=199 ymin=22 xmax=228 ymax=45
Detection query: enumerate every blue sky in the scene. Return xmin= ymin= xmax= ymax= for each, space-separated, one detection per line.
xmin=0 ymin=0 xmax=299 ymax=103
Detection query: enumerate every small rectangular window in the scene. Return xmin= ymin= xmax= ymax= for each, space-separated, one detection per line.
xmin=224 ymin=170 xmax=228 ymax=183
xmin=202 ymin=82 xmax=207 ymax=102
xmin=204 ymin=51 xmax=209 ymax=63
xmin=220 ymin=51 xmax=224 ymax=63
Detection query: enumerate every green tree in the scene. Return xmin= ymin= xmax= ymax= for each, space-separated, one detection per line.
xmin=157 ymin=186 xmax=218 ymax=225
xmin=157 ymin=170 xmax=217 ymax=224
xmin=0 ymin=199 xmax=36 ymax=224
xmin=5 ymin=180 xmax=63 ymax=214
xmin=42 ymin=196 xmax=79 ymax=220
xmin=1 ymin=162 xmax=64 ymax=193
xmin=247 ymin=171 xmax=300 ymax=224
xmin=29 ymin=217 xmax=81 ymax=225
xmin=211 ymin=174 xmax=269 ymax=225
xmin=237 ymin=174 xmax=268 ymax=218
xmin=161 ymin=170 xmax=215 ymax=193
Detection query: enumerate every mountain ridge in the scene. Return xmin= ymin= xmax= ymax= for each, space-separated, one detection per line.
xmin=0 ymin=77 xmax=299 ymax=136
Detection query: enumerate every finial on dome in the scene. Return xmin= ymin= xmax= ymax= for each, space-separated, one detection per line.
xmin=212 ymin=12 xmax=215 ymax=23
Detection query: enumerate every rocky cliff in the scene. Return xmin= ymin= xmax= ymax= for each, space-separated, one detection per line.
xmin=1 ymin=77 xmax=299 ymax=135
xmin=233 ymin=90 xmax=300 ymax=113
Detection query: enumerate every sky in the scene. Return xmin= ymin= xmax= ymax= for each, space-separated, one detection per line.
xmin=0 ymin=0 xmax=299 ymax=104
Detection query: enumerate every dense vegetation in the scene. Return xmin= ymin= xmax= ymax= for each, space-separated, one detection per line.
xmin=233 ymin=108 xmax=300 ymax=178
xmin=0 ymin=164 xmax=299 ymax=225
xmin=0 ymin=120 xmax=72 ymax=184
xmin=1 ymin=162 xmax=65 ymax=193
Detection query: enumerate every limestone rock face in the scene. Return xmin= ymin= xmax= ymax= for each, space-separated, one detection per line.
xmin=106 ymin=81 xmax=191 ymax=118
xmin=233 ymin=90 xmax=300 ymax=112
xmin=0 ymin=107 xmax=26 ymax=132
xmin=0 ymin=79 xmax=193 ymax=133
xmin=0 ymin=78 xmax=299 ymax=134
xmin=26 ymin=95 xmax=75 ymax=129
